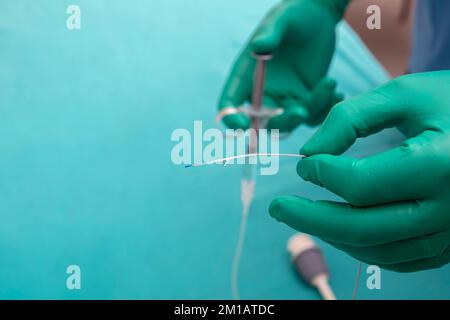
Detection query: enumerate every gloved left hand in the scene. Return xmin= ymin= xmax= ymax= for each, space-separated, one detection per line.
xmin=269 ymin=71 xmax=450 ymax=272
xmin=218 ymin=0 xmax=347 ymax=132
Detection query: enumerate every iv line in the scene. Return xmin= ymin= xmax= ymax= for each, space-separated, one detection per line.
xmin=231 ymin=211 xmax=247 ymax=300
xmin=352 ymin=261 xmax=363 ymax=300
xmin=231 ymin=178 xmax=255 ymax=300
xmin=185 ymin=152 xmax=307 ymax=299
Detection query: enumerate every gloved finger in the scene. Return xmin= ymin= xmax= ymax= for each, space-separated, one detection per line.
xmin=218 ymin=49 xmax=254 ymax=130
xmin=266 ymin=99 xmax=308 ymax=132
xmin=324 ymin=229 xmax=450 ymax=264
xmin=331 ymin=92 xmax=345 ymax=106
xmin=307 ymin=95 xmax=345 ymax=127
xmin=353 ymin=247 xmax=450 ymax=273
xmin=297 ymin=131 xmax=446 ymax=206
xmin=262 ymin=94 xmax=280 ymax=109
xmin=313 ymin=91 xmax=345 ymax=123
xmin=269 ymin=196 xmax=449 ymax=246
xmin=306 ymin=78 xmax=337 ymax=120
xmin=300 ymin=85 xmax=403 ymax=156
xmin=308 ymin=92 xmax=344 ymax=126
xmin=222 ymin=114 xmax=251 ymax=130
xmin=250 ymin=4 xmax=288 ymax=53
xmin=374 ymin=248 xmax=450 ymax=273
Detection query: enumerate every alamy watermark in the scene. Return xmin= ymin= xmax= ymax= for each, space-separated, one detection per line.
xmin=66 ymin=265 xmax=81 ymax=290
xmin=171 ymin=121 xmax=281 ymax=176
xmin=366 ymin=5 xmax=381 ymax=30
xmin=66 ymin=5 xmax=81 ymax=30
xmin=366 ymin=265 xmax=382 ymax=290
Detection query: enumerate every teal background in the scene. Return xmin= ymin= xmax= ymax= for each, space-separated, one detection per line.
xmin=0 ymin=0 xmax=448 ymax=299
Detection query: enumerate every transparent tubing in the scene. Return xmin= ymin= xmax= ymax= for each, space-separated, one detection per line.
xmin=231 ymin=129 xmax=258 ymax=300
xmin=231 ymin=180 xmax=253 ymax=300
xmin=231 ymin=53 xmax=271 ymax=300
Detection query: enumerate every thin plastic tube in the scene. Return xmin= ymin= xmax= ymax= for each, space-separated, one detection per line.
xmin=185 ymin=153 xmax=306 ymax=168
xmin=231 ymin=201 xmax=250 ymax=300
xmin=352 ymin=261 xmax=363 ymax=300
xmin=190 ymin=152 xmax=305 ymax=299
xmin=231 ymin=178 xmax=255 ymax=300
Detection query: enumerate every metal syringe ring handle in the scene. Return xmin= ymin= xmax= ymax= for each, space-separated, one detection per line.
xmin=215 ymin=107 xmax=241 ymax=123
xmin=215 ymin=106 xmax=283 ymax=124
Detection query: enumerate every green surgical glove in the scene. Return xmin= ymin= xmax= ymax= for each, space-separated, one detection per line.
xmin=270 ymin=71 xmax=450 ymax=272
xmin=218 ymin=0 xmax=349 ymax=132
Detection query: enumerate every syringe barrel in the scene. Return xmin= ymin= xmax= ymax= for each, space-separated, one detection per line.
xmin=250 ymin=53 xmax=272 ymax=140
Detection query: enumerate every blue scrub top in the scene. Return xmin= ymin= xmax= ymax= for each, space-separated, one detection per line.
xmin=410 ymin=0 xmax=450 ymax=72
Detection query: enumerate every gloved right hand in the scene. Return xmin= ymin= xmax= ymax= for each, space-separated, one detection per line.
xmin=218 ymin=0 xmax=349 ymax=132
xmin=270 ymin=71 xmax=450 ymax=272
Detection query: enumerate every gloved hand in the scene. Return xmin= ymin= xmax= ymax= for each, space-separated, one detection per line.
xmin=270 ymin=71 xmax=450 ymax=272
xmin=218 ymin=0 xmax=349 ymax=132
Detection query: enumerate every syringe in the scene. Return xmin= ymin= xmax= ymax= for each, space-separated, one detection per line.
xmin=232 ymin=52 xmax=272 ymax=300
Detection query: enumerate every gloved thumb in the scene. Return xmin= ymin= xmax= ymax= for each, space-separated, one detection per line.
xmin=297 ymin=154 xmax=360 ymax=205
xmin=251 ymin=6 xmax=288 ymax=54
